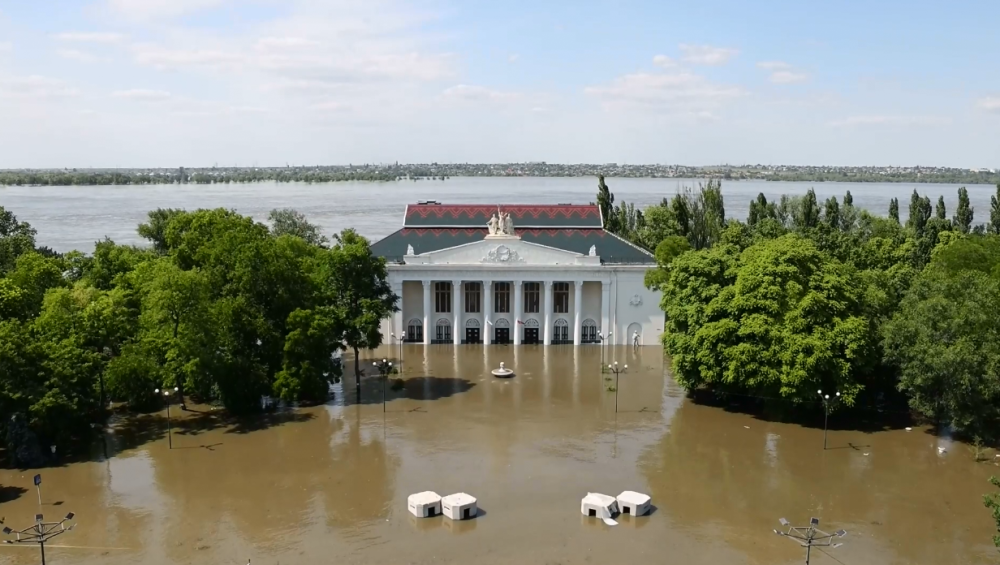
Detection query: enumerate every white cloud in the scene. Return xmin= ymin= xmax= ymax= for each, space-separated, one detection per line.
xmin=53 ymin=32 xmax=125 ymax=43
xmin=0 ymin=75 xmax=80 ymax=98
xmin=254 ymin=37 xmax=320 ymax=51
xmin=56 ymin=49 xmax=105 ymax=64
xmin=977 ymin=96 xmax=1000 ymax=113
xmin=756 ymin=61 xmax=808 ymax=84
xmin=105 ymin=0 xmax=226 ymax=21
xmin=441 ymin=84 xmax=519 ymax=103
xmin=112 ymin=89 xmax=172 ymax=101
xmin=828 ymin=115 xmax=952 ymax=127
xmin=756 ymin=61 xmax=791 ymax=70
xmin=652 ymin=54 xmax=676 ymax=68
xmin=0 ymin=41 xmax=11 ymax=53
xmin=508 ymin=53 xmax=519 ymax=63
xmin=585 ymin=72 xmax=745 ymax=114
xmin=131 ymin=44 xmax=246 ymax=71
xmin=770 ymin=70 xmax=808 ymax=84
xmin=679 ymin=44 xmax=738 ymax=66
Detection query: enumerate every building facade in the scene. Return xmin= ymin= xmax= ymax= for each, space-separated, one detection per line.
xmin=370 ymin=202 xmax=663 ymax=346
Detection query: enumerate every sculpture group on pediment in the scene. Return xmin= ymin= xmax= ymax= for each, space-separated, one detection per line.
xmin=487 ymin=209 xmax=515 ymax=236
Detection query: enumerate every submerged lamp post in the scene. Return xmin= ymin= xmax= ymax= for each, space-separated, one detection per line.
xmin=608 ymin=361 xmax=627 ymax=413
xmin=155 ymin=386 xmax=179 ymax=449
xmin=2 ymin=511 xmax=77 ymax=565
xmin=774 ymin=516 xmax=846 ymax=565
xmin=391 ymin=332 xmax=404 ymax=375
xmin=598 ymin=331 xmax=612 ymax=367
xmin=374 ymin=359 xmax=393 ymax=412
xmin=818 ymin=389 xmax=840 ymax=450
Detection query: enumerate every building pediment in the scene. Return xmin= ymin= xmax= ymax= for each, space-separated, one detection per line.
xmin=404 ymin=236 xmax=601 ymax=266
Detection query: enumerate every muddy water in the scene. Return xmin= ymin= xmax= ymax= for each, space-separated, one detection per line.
xmin=0 ymin=346 xmax=996 ymax=565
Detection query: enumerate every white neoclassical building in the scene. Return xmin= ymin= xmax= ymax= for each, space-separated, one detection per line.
xmin=371 ymin=202 xmax=663 ymax=346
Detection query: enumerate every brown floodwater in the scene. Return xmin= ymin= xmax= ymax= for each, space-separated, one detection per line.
xmin=1 ymin=345 xmax=997 ymax=565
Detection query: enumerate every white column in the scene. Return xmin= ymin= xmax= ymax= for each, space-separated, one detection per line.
xmin=573 ymin=280 xmax=583 ymax=345
xmin=452 ymin=280 xmax=461 ymax=345
xmin=513 ymin=280 xmax=522 ymax=345
xmin=601 ymin=281 xmax=611 ymax=345
xmin=422 ymin=280 xmax=432 ymax=345
xmin=392 ymin=281 xmax=404 ymax=341
xmin=483 ymin=280 xmax=492 ymax=345
xmin=543 ymin=280 xmax=552 ymax=345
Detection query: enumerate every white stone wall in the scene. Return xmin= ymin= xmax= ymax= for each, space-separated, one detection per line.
xmin=610 ymin=270 xmax=663 ymax=346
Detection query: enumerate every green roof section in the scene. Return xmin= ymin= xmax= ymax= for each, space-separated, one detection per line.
xmin=370 ymin=228 xmax=654 ymax=265
xmin=404 ymin=203 xmax=604 ymax=228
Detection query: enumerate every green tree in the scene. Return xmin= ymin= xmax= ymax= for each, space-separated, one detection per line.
xmin=935 ymin=195 xmax=947 ymax=220
xmin=888 ymin=198 xmax=900 ymax=224
xmin=273 ymin=307 xmax=344 ymax=402
xmin=661 ymin=234 xmax=876 ymax=404
xmin=268 ymin=208 xmax=328 ymax=247
xmin=596 ymin=175 xmax=616 ymax=232
xmin=0 ymin=206 xmax=37 ymax=275
xmin=670 ymin=193 xmax=691 ymax=239
xmin=644 ymin=235 xmax=692 ymax=290
xmin=326 ymin=229 xmax=398 ymax=403
xmin=985 ymin=476 xmax=1000 ymax=550
xmin=907 ymin=190 xmax=932 ymax=235
xmin=137 ymin=208 xmax=185 ymax=254
xmin=883 ymin=237 xmax=1000 ymax=439
xmin=823 ymin=196 xmax=840 ymax=229
xmin=747 ymin=193 xmax=772 ymax=227
xmin=954 ymin=186 xmax=974 ymax=234
xmin=990 ymin=184 xmax=1000 ymax=235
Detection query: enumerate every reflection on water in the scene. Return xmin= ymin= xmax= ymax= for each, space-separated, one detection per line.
xmin=0 ymin=345 xmax=996 ymax=564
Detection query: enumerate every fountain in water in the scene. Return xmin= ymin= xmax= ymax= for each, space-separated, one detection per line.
xmin=491 ymin=361 xmax=514 ymax=378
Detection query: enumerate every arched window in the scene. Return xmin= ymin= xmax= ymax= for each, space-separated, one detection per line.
xmin=582 ymin=319 xmax=598 ymax=343
xmin=626 ymin=323 xmax=642 ymax=347
xmin=494 ymin=318 xmax=510 ymax=328
xmin=554 ymin=318 xmax=570 ymax=343
xmin=524 ymin=318 xmax=540 ymax=328
xmin=466 ymin=318 xmax=480 ymax=327
xmin=436 ymin=318 xmax=452 ymax=342
xmin=407 ymin=318 xmax=423 ymax=343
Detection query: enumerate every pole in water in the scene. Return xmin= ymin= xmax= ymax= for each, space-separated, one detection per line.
xmin=33 ymin=474 xmax=41 ymax=506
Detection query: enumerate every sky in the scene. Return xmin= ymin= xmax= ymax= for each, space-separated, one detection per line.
xmin=0 ymin=0 xmax=998 ymax=169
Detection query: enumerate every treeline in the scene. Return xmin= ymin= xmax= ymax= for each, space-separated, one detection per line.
xmin=0 ymin=170 xmax=401 ymax=186
xmin=0 ymin=206 xmax=396 ymax=467
xmin=748 ymin=170 xmax=1000 ymax=184
xmin=600 ymin=177 xmax=1000 ymax=442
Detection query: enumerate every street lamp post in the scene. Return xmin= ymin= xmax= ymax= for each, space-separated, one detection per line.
xmin=773 ymin=516 xmax=846 ymax=565
xmin=608 ymin=361 xmax=627 ymax=413
xmin=391 ymin=332 xmax=403 ymax=375
xmin=2 ymin=512 xmax=77 ymax=565
xmin=155 ymin=387 xmax=179 ymax=449
xmin=818 ymin=389 xmax=840 ymax=450
xmin=374 ymin=359 xmax=393 ymax=412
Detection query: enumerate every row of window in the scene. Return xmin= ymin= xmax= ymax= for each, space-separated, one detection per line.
xmin=408 ymin=319 xmax=600 ymax=343
xmin=434 ymin=282 xmax=573 ymax=314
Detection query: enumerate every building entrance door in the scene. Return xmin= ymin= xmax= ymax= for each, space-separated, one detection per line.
xmin=465 ymin=327 xmax=481 ymax=344
xmin=523 ymin=328 xmax=539 ymax=344
xmin=494 ymin=328 xmax=510 ymax=344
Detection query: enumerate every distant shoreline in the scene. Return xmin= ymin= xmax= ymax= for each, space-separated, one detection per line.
xmin=1 ymin=167 xmax=998 ymax=186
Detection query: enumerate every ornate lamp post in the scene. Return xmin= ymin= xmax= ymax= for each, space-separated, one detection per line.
xmin=608 ymin=361 xmax=627 ymax=413
xmin=374 ymin=359 xmax=393 ymax=412
xmin=597 ymin=331 xmax=612 ymax=367
xmin=774 ymin=516 xmax=846 ymax=565
xmin=2 ymin=512 xmax=77 ymax=565
xmin=155 ymin=386 xmax=179 ymax=449
xmin=391 ymin=332 xmax=403 ymax=374
xmin=818 ymin=389 xmax=840 ymax=450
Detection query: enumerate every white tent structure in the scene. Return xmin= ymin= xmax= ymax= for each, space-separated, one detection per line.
xmin=441 ymin=493 xmax=478 ymax=520
xmin=581 ymin=492 xmax=619 ymax=525
xmin=616 ymin=491 xmax=651 ymax=516
xmin=408 ymin=491 xmax=442 ymax=518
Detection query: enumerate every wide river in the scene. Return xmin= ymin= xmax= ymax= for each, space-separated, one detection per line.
xmin=0 ymin=345 xmax=996 ymax=565
xmin=0 ymin=177 xmax=996 ymax=252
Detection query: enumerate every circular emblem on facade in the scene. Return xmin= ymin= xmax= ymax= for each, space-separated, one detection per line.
xmin=629 ymin=294 xmax=643 ymax=307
